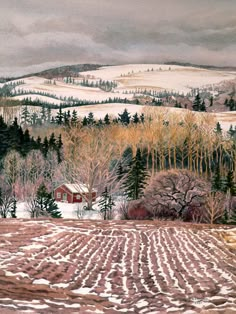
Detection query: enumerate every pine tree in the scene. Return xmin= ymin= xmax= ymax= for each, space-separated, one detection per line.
xmin=104 ymin=114 xmax=110 ymax=125
xmin=200 ymin=99 xmax=206 ymax=112
xmin=132 ymin=113 xmax=140 ymax=124
xmin=82 ymin=116 xmax=88 ymax=126
xmin=56 ymin=105 xmax=64 ymax=125
xmin=229 ymin=97 xmax=235 ymax=111
xmin=140 ymin=113 xmax=145 ymax=123
xmin=31 ymin=112 xmax=38 ymax=125
xmin=46 ymin=107 xmax=51 ymax=123
xmin=42 ymin=137 xmax=49 ymax=157
xmin=118 ymin=109 xmax=131 ymax=125
xmin=71 ymin=110 xmax=78 ymax=126
xmin=36 ymin=183 xmax=61 ymax=218
xmin=124 ymin=148 xmax=149 ymax=200
xmin=21 ymin=106 xmax=31 ymax=125
xmin=212 ymin=164 xmax=222 ymax=192
xmin=87 ymin=112 xmax=94 ymax=125
xmin=56 ymin=134 xmax=63 ymax=163
xmin=193 ymin=94 xmax=201 ymax=111
xmin=40 ymin=106 xmax=47 ymax=122
xmin=209 ymin=96 xmax=213 ymax=107
xmin=49 ymin=133 xmax=56 ymax=149
xmin=223 ymin=170 xmax=236 ymax=196
xmin=99 ymin=187 xmax=114 ymax=220
xmin=215 ymin=122 xmax=222 ymax=135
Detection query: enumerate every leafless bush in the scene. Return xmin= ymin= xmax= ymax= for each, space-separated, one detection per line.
xmin=203 ymin=192 xmax=225 ymax=224
xmin=144 ymin=169 xmax=210 ymax=220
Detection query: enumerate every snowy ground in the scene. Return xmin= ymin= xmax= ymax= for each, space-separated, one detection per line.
xmin=16 ymin=200 xmax=120 ymax=220
xmin=0 ymin=219 xmax=235 ymax=313
xmin=12 ymin=76 xmax=133 ymax=103
xmin=80 ymin=64 xmax=236 ymax=94
xmin=5 ymin=64 xmax=236 ymax=106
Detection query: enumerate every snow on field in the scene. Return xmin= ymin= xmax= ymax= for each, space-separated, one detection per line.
xmin=80 ymin=64 xmax=236 ymax=94
xmin=12 ymin=94 xmax=62 ymax=105
xmin=0 ymin=219 xmax=235 ymax=313
xmin=16 ymin=201 xmax=103 ymax=219
xmin=13 ymin=76 xmax=133 ymax=102
xmin=60 ymin=103 xmax=144 ymax=119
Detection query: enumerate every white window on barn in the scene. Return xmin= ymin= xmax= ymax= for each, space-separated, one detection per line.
xmin=57 ymin=192 xmax=61 ymax=198
xmin=76 ymin=194 xmax=81 ymax=200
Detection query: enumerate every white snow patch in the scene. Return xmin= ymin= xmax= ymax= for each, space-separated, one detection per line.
xmin=33 ymin=279 xmax=50 ymax=285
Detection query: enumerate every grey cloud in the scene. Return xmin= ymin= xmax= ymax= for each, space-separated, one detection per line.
xmin=1 ymin=0 xmax=236 ymax=76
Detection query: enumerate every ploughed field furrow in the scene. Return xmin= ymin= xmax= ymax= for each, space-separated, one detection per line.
xmin=0 ymin=220 xmax=235 ymax=313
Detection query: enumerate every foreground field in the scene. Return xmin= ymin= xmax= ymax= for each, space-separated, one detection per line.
xmin=0 ymin=220 xmax=235 ymax=313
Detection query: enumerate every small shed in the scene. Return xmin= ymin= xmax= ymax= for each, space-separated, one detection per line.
xmin=54 ymin=183 xmax=97 ymax=204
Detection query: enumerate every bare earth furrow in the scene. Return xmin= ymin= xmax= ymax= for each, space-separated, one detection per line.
xmin=0 ymin=219 xmax=235 ymax=313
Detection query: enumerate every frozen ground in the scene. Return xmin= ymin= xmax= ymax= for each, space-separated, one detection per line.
xmin=12 ymin=76 xmax=133 ymax=103
xmin=80 ymin=64 xmax=236 ymax=94
xmin=0 ymin=219 xmax=235 ymax=313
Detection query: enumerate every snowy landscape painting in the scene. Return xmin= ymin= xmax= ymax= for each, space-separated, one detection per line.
xmin=0 ymin=1 xmax=236 ymax=313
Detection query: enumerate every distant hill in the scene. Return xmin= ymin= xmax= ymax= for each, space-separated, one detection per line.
xmin=0 ymin=64 xmax=104 ymax=81
xmin=25 ymin=64 xmax=104 ymax=79
xmin=164 ymin=61 xmax=236 ymax=72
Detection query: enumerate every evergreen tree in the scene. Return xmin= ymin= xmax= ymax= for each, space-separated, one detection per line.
xmin=224 ymin=98 xmax=229 ymax=107
xmin=31 ymin=112 xmax=38 ymax=125
xmin=82 ymin=116 xmax=88 ymax=126
xmin=215 ymin=122 xmax=222 ymax=135
xmin=118 ymin=109 xmax=131 ymax=125
xmin=21 ymin=106 xmax=31 ymax=125
xmin=36 ymin=183 xmax=62 ymax=218
xmin=229 ymin=97 xmax=235 ymax=111
xmin=46 ymin=107 xmax=51 ymax=123
xmin=42 ymin=137 xmax=49 ymax=157
xmin=56 ymin=134 xmax=63 ymax=163
xmin=193 ymin=94 xmax=201 ymax=111
xmin=132 ymin=112 xmax=140 ymax=124
xmin=99 ymin=187 xmax=115 ymax=220
xmin=104 ymin=113 xmax=110 ymax=125
xmin=223 ymin=170 xmax=236 ymax=196
xmin=49 ymin=133 xmax=56 ymax=149
xmin=124 ymin=148 xmax=149 ymax=200
xmin=40 ymin=106 xmax=47 ymax=122
xmin=140 ymin=113 xmax=145 ymax=123
xmin=200 ymin=99 xmax=206 ymax=112
xmin=209 ymin=96 xmax=213 ymax=107
xmin=71 ymin=110 xmax=78 ymax=126
xmin=117 ymin=161 xmax=125 ymax=181
xmin=212 ymin=164 xmax=222 ymax=192
xmin=87 ymin=112 xmax=94 ymax=125
xmin=56 ymin=105 xmax=64 ymax=125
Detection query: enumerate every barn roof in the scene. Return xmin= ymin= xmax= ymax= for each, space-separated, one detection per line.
xmin=63 ymin=183 xmax=96 ymax=193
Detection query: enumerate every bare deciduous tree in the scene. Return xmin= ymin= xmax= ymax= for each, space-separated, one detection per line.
xmin=204 ymin=192 xmax=225 ymax=224
xmin=0 ymin=184 xmax=15 ymax=218
xmin=59 ymin=129 xmax=126 ymax=210
xmin=144 ymin=169 xmax=209 ymax=219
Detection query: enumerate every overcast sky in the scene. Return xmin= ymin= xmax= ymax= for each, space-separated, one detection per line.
xmin=1 ymin=0 xmax=236 ymax=76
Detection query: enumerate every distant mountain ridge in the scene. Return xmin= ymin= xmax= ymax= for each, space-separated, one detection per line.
xmin=1 ymin=62 xmax=236 ymax=82
xmin=164 ymin=61 xmax=236 ymax=72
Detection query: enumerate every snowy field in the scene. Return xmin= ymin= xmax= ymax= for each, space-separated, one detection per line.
xmin=0 ymin=219 xmax=235 ymax=313
xmin=4 ymin=64 xmax=236 ymax=106
xmin=1 ymin=103 xmax=236 ymax=130
xmin=80 ymin=64 xmax=236 ymax=94
xmin=12 ymin=76 xmax=133 ymax=103
xmin=16 ymin=201 xmax=105 ymax=220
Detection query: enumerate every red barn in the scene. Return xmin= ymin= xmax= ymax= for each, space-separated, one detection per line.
xmin=54 ymin=183 xmax=97 ymax=204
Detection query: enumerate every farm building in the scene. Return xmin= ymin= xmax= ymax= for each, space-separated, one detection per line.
xmin=54 ymin=183 xmax=97 ymax=204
